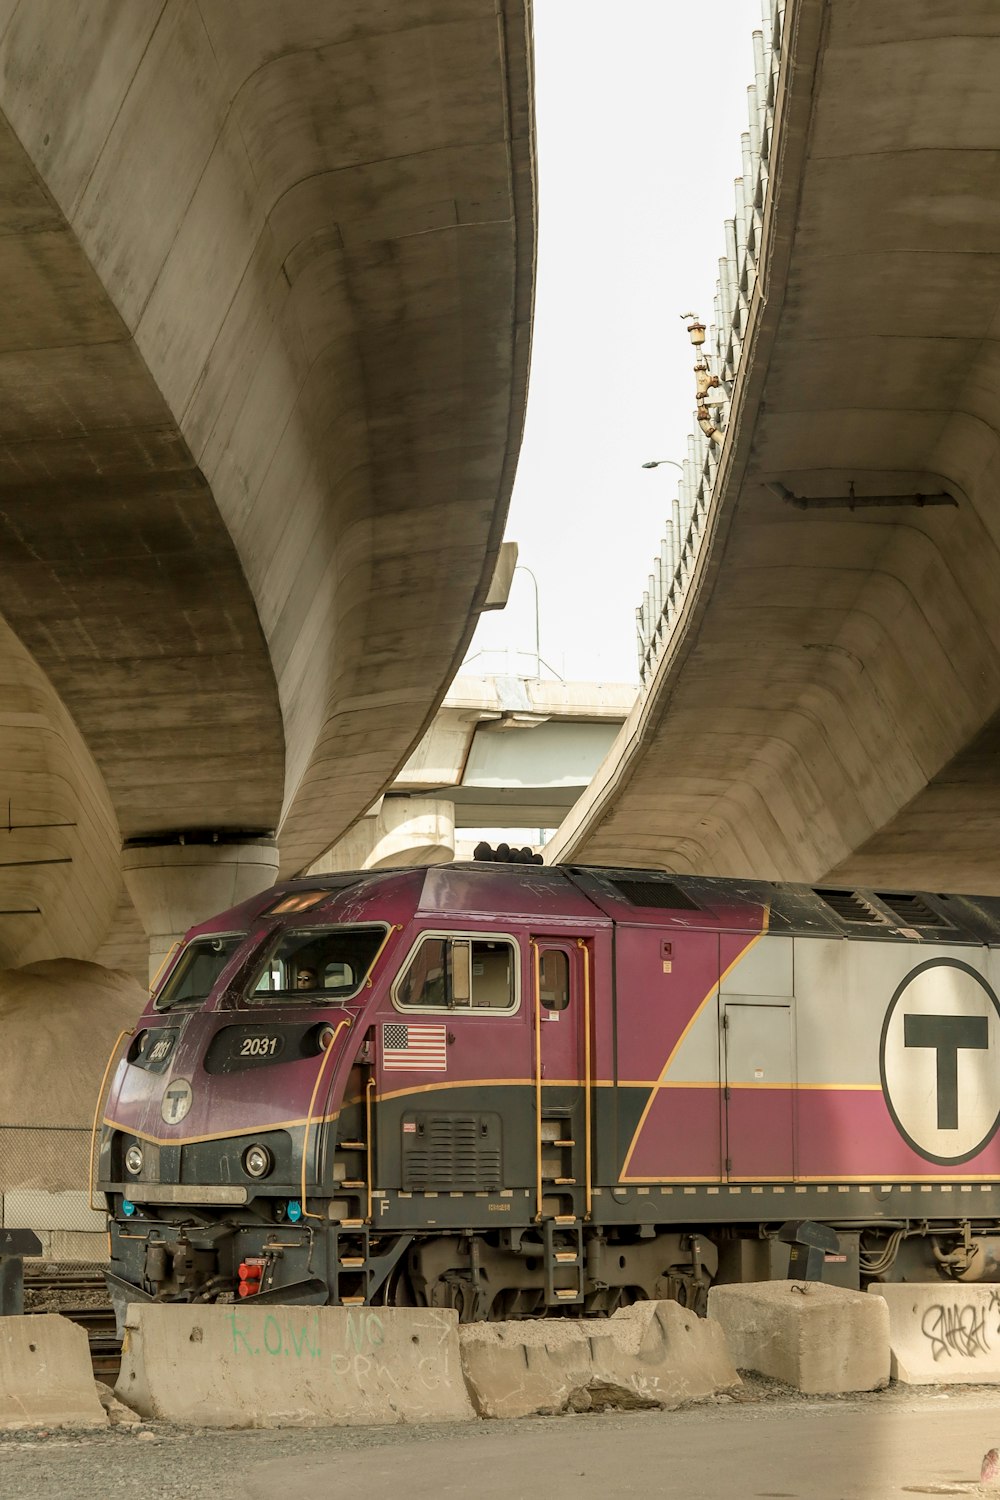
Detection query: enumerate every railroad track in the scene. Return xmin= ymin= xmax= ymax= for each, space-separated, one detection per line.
xmin=25 ymin=1268 xmax=108 ymax=1296
xmin=24 ymin=1269 xmax=122 ymax=1381
xmin=26 ymin=1307 xmax=122 ymax=1383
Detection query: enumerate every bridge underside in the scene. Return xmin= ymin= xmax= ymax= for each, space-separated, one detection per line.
xmin=0 ymin=1 xmax=534 ymax=966
xmin=553 ymin=0 xmax=1000 ymax=895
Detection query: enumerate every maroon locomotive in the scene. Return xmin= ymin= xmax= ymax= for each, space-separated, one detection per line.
xmin=96 ymin=863 xmax=1000 ymax=1323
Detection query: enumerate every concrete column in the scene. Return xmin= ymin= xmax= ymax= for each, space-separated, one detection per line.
xmin=121 ymin=835 xmax=279 ymax=983
xmin=310 ymin=798 xmax=456 ymax=874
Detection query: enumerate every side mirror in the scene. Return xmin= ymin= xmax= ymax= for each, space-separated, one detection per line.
xmin=450 ymin=939 xmax=472 ymax=1007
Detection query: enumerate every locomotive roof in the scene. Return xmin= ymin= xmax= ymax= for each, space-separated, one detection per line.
xmin=190 ymin=864 xmax=1000 ymax=948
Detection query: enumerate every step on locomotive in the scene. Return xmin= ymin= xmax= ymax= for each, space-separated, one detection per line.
xmin=96 ymin=863 xmax=1000 ymax=1323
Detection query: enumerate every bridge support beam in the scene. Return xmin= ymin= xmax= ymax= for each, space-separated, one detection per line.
xmin=121 ymin=836 xmax=278 ymax=983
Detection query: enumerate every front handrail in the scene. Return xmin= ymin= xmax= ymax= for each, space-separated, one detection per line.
xmin=577 ymin=938 xmax=593 ymax=1219
xmin=89 ymin=1029 xmax=130 ymax=1211
xmin=300 ymin=1019 xmax=352 ymax=1220
xmin=531 ymin=939 xmax=543 ymax=1221
xmin=364 ymin=1076 xmax=376 ymax=1224
xmin=147 ymin=941 xmax=180 ymax=1000
xmin=365 ymin=924 xmax=402 ymax=987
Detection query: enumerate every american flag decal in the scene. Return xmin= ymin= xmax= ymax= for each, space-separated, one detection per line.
xmin=382 ymin=1022 xmax=447 ymax=1071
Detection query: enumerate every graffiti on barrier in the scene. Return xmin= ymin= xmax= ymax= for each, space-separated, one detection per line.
xmin=229 ymin=1306 xmax=382 ymax=1362
xmin=227 ymin=1307 xmax=450 ymax=1391
xmin=920 ymin=1301 xmax=991 ymax=1362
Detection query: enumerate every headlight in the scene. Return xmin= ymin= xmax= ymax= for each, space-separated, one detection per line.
xmin=243 ymin=1144 xmax=272 ymax=1179
xmin=317 ymin=1024 xmax=337 ymax=1051
xmin=125 ymin=1143 xmax=144 ymax=1176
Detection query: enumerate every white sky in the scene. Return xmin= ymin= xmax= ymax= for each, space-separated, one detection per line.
xmin=465 ymin=0 xmax=764 ymax=686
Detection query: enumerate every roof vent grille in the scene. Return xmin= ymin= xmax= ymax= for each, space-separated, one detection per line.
xmin=876 ymin=893 xmax=952 ymax=930
xmin=609 ymin=879 xmax=700 ymax=911
xmin=814 ymin=888 xmax=888 ymax=926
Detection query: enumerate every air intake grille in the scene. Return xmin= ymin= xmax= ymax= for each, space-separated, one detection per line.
xmin=609 ymin=879 xmax=700 ymax=911
xmin=401 ymin=1113 xmax=502 ymax=1192
xmin=876 ymin=893 xmax=952 ymax=930
xmin=814 ymin=889 xmax=889 ymax=925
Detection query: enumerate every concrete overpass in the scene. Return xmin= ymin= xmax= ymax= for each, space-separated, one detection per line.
xmin=314 ymin=674 xmax=635 ymax=869
xmin=549 ymin=0 xmax=1000 ymax=896
xmin=0 ymin=1 xmax=535 ymax=970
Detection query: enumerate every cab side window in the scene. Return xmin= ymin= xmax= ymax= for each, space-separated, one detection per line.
xmin=396 ymin=937 xmax=448 ymax=1008
xmin=471 ymin=941 xmax=514 ymax=1009
xmin=396 ymin=935 xmax=517 ymax=1012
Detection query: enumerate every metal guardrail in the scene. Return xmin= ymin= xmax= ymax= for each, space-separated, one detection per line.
xmin=636 ymin=0 xmax=787 ymax=685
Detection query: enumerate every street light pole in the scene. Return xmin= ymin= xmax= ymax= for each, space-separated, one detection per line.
xmin=641 ymin=459 xmax=685 ymax=474
xmin=514 ymin=564 xmax=541 ymax=680
xmin=641 ymin=461 xmax=687 ymax=632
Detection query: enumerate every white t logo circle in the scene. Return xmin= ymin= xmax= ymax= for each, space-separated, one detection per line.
xmin=880 ymin=959 xmax=1000 ymax=1165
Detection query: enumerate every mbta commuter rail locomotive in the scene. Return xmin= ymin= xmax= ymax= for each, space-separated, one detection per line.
xmin=96 ymin=864 xmax=1000 ymax=1323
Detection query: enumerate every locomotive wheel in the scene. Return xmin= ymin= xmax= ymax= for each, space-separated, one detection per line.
xmin=378 ymin=1262 xmax=417 ymax=1308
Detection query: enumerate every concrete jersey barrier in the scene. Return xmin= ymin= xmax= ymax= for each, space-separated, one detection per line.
xmin=459 ymin=1300 xmax=740 ymax=1419
xmin=0 ymin=1315 xmax=107 ymax=1429
xmin=868 ymin=1283 xmax=1000 ymax=1385
xmin=708 ymin=1282 xmax=890 ymax=1394
xmin=117 ymin=1300 xmax=746 ymax=1429
xmin=116 ymin=1304 xmax=475 ymax=1427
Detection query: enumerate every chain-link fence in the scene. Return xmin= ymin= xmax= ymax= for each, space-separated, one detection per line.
xmin=0 ymin=1124 xmax=93 ymax=1195
xmin=0 ymin=1124 xmax=106 ymax=1260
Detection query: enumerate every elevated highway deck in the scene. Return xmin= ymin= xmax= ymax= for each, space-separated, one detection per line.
xmin=550 ymin=0 xmax=1000 ymax=895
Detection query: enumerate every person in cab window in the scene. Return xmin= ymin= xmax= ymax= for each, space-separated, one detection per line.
xmin=295 ymin=966 xmax=317 ymax=991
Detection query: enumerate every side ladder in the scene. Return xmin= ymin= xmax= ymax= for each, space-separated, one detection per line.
xmin=328 ymin=1225 xmax=412 ymax=1308
xmin=543 ymin=1215 xmax=585 ymax=1306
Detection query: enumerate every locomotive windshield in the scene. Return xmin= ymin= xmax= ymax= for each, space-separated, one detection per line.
xmin=249 ymin=925 xmax=386 ymax=1002
xmin=155 ymin=934 xmax=246 ymax=1010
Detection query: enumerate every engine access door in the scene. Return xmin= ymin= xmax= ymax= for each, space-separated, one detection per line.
xmin=530 ymin=936 xmax=594 ymax=1219
xmin=723 ymin=1002 xmax=794 ymax=1181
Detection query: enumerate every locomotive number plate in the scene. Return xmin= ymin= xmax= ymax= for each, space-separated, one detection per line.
xmin=204 ymin=1025 xmax=313 ymax=1074
xmin=236 ymin=1033 xmax=284 ymax=1060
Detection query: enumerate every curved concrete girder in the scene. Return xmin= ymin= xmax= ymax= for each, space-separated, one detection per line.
xmin=549 ymin=0 xmax=1000 ymax=890
xmin=0 ymin=101 xmax=284 ymax=836
xmin=0 ymin=615 xmax=120 ymax=967
xmin=0 ymin=0 xmax=535 ymax=875
xmin=824 ymin=709 xmax=1000 ymax=895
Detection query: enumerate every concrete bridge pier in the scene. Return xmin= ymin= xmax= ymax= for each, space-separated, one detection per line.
xmin=121 ymin=835 xmax=279 ymax=984
xmin=311 ymin=797 xmax=457 ymax=874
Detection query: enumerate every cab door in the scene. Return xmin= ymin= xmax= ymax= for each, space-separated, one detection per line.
xmin=529 ymin=936 xmax=595 ymax=1220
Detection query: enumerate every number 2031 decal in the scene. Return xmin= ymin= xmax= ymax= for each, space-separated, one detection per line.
xmin=238 ymin=1035 xmax=283 ymax=1058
